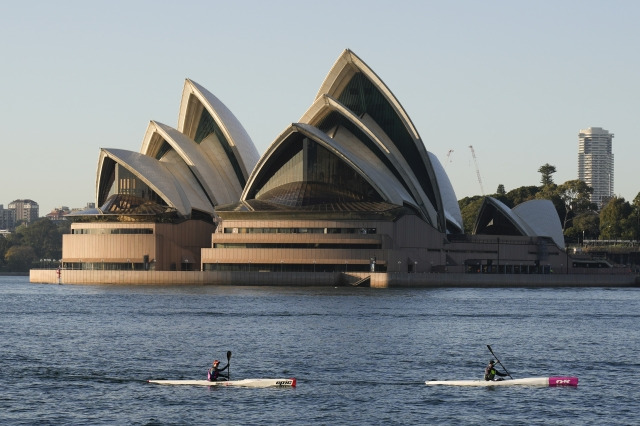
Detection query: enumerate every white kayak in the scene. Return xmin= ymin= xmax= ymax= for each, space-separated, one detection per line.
xmin=426 ymin=376 xmax=578 ymax=387
xmin=148 ymin=378 xmax=296 ymax=388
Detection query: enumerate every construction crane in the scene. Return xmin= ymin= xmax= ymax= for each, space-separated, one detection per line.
xmin=446 ymin=149 xmax=454 ymax=165
xmin=468 ymin=145 xmax=485 ymax=195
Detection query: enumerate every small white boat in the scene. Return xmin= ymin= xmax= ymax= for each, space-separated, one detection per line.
xmin=425 ymin=376 xmax=578 ymax=387
xmin=148 ymin=378 xmax=296 ymax=388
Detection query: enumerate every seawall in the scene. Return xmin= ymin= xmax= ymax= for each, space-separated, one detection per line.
xmin=29 ymin=269 xmax=639 ymax=288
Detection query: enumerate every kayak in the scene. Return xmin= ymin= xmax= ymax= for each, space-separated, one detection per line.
xmin=148 ymin=378 xmax=296 ymax=388
xmin=425 ymin=376 xmax=578 ymax=387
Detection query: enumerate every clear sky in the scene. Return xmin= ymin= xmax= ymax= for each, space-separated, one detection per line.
xmin=1 ymin=0 xmax=639 ymax=215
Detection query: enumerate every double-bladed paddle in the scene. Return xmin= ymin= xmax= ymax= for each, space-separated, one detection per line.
xmin=227 ymin=351 xmax=232 ymax=380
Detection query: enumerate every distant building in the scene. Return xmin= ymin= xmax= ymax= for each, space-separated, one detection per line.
xmin=0 ymin=204 xmax=16 ymax=230
xmin=69 ymin=203 xmax=95 ymax=214
xmin=578 ymin=127 xmax=614 ymax=208
xmin=8 ymin=199 xmax=39 ymax=226
xmin=46 ymin=206 xmax=71 ymax=221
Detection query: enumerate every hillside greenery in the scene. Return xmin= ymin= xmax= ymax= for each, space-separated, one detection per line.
xmin=1 ymin=219 xmax=70 ymax=272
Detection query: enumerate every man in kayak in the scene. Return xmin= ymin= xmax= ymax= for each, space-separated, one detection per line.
xmin=484 ymin=360 xmax=508 ymax=381
xmin=207 ymin=359 xmax=229 ymax=381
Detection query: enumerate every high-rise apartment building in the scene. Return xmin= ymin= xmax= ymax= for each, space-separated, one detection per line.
xmin=0 ymin=204 xmax=16 ymax=230
xmin=578 ymin=127 xmax=614 ymax=208
xmin=8 ymin=199 xmax=39 ymax=225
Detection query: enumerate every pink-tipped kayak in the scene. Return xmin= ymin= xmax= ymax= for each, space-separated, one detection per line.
xmin=148 ymin=378 xmax=296 ymax=388
xmin=425 ymin=376 xmax=578 ymax=387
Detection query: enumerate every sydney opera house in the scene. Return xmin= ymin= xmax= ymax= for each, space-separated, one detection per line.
xmin=31 ymin=49 xmax=631 ymax=287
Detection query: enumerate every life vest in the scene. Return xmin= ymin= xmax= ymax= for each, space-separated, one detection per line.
xmin=484 ymin=365 xmax=496 ymax=381
xmin=208 ymin=368 xmax=219 ymax=381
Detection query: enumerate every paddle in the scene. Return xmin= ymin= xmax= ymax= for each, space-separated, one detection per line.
xmin=227 ymin=351 xmax=232 ymax=380
xmin=487 ymin=345 xmax=513 ymax=380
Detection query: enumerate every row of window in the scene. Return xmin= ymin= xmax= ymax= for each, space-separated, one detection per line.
xmin=72 ymin=228 xmax=154 ymax=235
xmin=203 ymin=263 xmax=381 ymax=273
xmin=223 ymin=227 xmax=377 ymax=234
xmin=61 ymin=261 xmax=195 ymax=271
xmin=63 ymin=262 xmax=152 ymax=271
xmin=213 ymin=243 xmax=381 ymax=249
xmin=465 ymin=264 xmax=553 ymax=274
xmin=60 ymin=262 xmax=380 ymax=273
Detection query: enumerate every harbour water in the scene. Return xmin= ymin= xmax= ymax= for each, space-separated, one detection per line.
xmin=1 ymin=276 xmax=638 ymax=424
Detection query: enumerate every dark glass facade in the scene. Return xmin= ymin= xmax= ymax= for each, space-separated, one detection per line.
xmin=336 ymin=73 xmax=439 ymax=213
xmin=316 ymin=111 xmax=412 ymax=197
xmin=98 ymin=160 xmax=165 ymax=207
xmin=253 ymin=137 xmax=383 ymax=207
xmin=194 ymin=107 xmax=246 ymax=187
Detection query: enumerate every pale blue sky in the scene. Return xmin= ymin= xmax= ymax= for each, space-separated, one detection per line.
xmin=1 ymin=0 xmax=639 ymax=215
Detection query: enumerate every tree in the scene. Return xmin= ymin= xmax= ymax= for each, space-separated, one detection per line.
xmin=504 ymin=186 xmax=539 ymax=208
xmin=0 ymin=235 xmax=9 ymax=270
xmin=567 ymin=212 xmax=600 ymax=242
xmin=5 ymin=245 xmax=37 ymax=272
xmin=493 ymin=184 xmax=509 ymax=205
xmin=538 ymin=163 xmax=557 ymax=186
xmin=632 ymin=192 xmax=640 ymax=240
xmin=633 ymin=192 xmax=640 ymax=210
xmin=599 ymin=196 xmax=633 ymax=240
xmin=14 ymin=218 xmax=67 ymax=261
xmin=0 ymin=219 xmax=69 ymax=271
xmin=458 ymin=196 xmax=484 ymax=234
xmin=556 ymin=180 xmax=595 ymax=231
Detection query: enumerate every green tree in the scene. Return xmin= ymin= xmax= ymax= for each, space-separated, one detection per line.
xmin=493 ymin=184 xmax=509 ymax=205
xmin=504 ymin=186 xmax=539 ymax=208
xmin=538 ymin=163 xmax=556 ymax=186
xmin=0 ymin=235 xmax=9 ymax=270
xmin=14 ymin=218 xmax=67 ymax=260
xmin=566 ymin=212 xmax=600 ymax=242
xmin=631 ymin=192 xmax=640 ymax=240
xmin=599 ymin=196 xmax=633 ymax=240
xmin=5 ymin=245 xmax=37 ymax=272
xmin=632 ymin=192 xmax=640 ymax=210
xmin=458 ymin=196 xmax=484 ymax=234
xmin=555 ymin=179 xmax=595 ymax=231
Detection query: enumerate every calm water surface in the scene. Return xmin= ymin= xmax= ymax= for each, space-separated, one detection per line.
xmin=1 ymin=276 xmax=638 ymax=425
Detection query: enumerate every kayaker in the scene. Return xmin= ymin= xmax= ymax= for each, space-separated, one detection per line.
xmin=484 ymin=360 xmax=508 ymax=381
xmin=207 ymin=359 xmax=229 ymax=381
